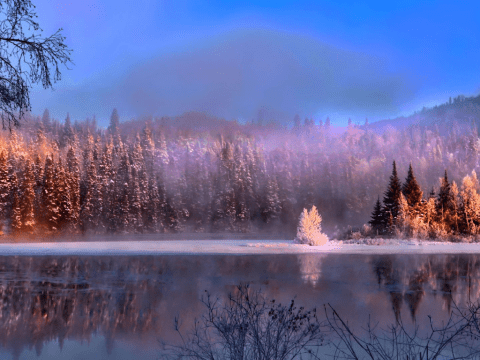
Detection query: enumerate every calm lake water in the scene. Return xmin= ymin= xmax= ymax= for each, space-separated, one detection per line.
xmin=0 ymin=253 xmax=479 ymax=359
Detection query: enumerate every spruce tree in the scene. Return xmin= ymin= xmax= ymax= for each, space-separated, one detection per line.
xmin=66 ymin=147 xmax=80 ymax=230
xmin=402 ymin=163 xmax=423 ymax=208
xmin=436 ymin=170 xmax=455 ymax=232
xmin=42 ymin=155 xmax=58 ymax=231
xmin=55 ymin=158 xmax=73 ymax=230
xmin=20 ymin=160 xmax=36 ymax=232
xmin=382 ymin=161 xmax=402 ymax=233
xmin=0 ymin=152 xmax=10 ymax=232
xmin=10 ymin=173 xmax=21 ymax=234
xmin=369 ymin=196 xmax=385 ymax=235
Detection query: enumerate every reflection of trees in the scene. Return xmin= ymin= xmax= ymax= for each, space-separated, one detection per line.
xmin=372 ymin=255 xmax=480 ymax=321
xmin=0 ymin=254 xmax=303 ymax=359
xmin=297 ymin=254 xmax=326 ymax=286
xmin=0 ymin=256 xmax=168 ymax=359
xmin=373 ymin=256 xmax=403 ymax=321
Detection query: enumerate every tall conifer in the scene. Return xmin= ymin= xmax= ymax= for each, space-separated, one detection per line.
xmin=382 ymin=161 xmax=402 ymax=232
xmin=0 ymin=152 xmax=10 ymax=232
xmin=402 ymin=163 xmax=423 ymax=208
xmin=369 ymin=197 xmax=385 ymax=234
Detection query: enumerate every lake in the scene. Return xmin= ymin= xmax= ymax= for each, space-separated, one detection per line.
xmin=0 ymin=253 xmax=478 ymax=359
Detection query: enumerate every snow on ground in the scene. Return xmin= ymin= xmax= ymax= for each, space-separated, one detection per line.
xmin=0 ymin=239 xmax=480 ymax=255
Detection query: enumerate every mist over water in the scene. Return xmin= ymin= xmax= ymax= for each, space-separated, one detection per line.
xmin=0 ymin=253 xmax=477 ymax=359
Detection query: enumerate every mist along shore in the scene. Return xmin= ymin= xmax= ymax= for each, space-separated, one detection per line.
xmin=1 ymin=239 xmax=480 ymax=256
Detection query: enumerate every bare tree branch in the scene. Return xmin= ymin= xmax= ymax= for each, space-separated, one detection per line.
xmin=0 ymin=0 xmax=73 ymax=130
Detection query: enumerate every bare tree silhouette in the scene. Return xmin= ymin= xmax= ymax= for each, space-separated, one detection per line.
xmin=0 ymin=0 xmax=73 ymax=129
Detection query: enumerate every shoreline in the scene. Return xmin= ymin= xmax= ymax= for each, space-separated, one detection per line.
xmin=0 ymin=239 xmax=480 ymax=255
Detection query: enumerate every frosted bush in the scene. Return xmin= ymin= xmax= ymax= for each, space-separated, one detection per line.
xmin=295 ymin=206 xmax=329 ymax=246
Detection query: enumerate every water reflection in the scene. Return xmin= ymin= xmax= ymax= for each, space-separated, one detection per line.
xmin=0 ymin=254 xmax=478 ymax=359
xmin=372 ymin=255 xmax=480 ymax=321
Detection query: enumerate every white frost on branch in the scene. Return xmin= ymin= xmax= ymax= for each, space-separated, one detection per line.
xmin=295 ymin=205 xmax=329 ymax=246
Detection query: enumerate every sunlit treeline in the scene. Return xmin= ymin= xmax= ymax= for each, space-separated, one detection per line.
xmin=1 ymin=105 xmax=480 ymax=236
xmin=368 ymin=161 xmax=480 ymax=240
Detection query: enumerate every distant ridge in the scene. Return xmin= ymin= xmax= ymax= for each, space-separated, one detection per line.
xmin=365 ymin=94 xmax=480 ymax=134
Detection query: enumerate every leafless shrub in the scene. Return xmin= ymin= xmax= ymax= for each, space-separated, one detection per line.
xmin=161 ymin=284 xmax=327 ymax=360
xmin=324 ymin=299 xmax=480 ymax=360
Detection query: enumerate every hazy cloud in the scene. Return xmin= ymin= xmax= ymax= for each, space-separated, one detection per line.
xmin=105 ymin=28 xmax=417 ymax=124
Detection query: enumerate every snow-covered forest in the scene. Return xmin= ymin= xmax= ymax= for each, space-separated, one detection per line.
xmin=1 ymin=94 xmax=480 ymax=238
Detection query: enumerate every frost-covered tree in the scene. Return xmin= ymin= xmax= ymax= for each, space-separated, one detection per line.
xmin=436 ymin=170 xmax=456 ymax=232
xmin=66 ymin=147 xmax=80 ymax=229
xmin=42 ymin=155 xmax=58 ymax=230
xmin=396 ymin=193 xmax=409 ymax=237
xmin=55 ymin=159 xmax=73 ymax=230
xmin=0 ymin=152 xmax=10 ymax=231
xmin=19 ymin=160 xmax=36 ymax=232
xmin=295 ymin=205 xmax=328 ymax=246
xmin=460 ymin=171 xmax=480 ymax=235
xmin=10 ymin=173 xmax=21 ymax=234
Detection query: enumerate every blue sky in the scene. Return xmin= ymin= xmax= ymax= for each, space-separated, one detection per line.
xmin=30 ymin=0 xmax=480 ymax=127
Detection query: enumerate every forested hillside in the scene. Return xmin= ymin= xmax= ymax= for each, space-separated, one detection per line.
xmin=1 ymin=98 xmax=479 ymax=238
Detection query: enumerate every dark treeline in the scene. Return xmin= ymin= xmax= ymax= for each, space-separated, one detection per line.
xmin=1 ymin=97 xmax=480 ymax=238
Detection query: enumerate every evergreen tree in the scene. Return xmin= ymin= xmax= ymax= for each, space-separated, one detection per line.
xmin=41 ymin=108 xmax=51 ymax=132
xmin=20 ymin=160 xmax=35 ymax=232
xmin=99 ymin=141 xmax=115 ymax=232
xmin=402 ymin=163 xmax=423 ymax=208
xmin=108 ymin=108 xmax=120 ymax=134
xmin=0 ymin=152 xmax=10 ymax=232
xmin=80 ymin=146 xmax=100 ymax=233
xmin=369 ymin=197 xmax=385 ymax=235
xmin=114 ymin=150 xmax=131 ymax=232
xmin=55 ymin=159 xmax=73 ymax=230
xmin=10 ymin=173 xmax=21 ymax=234
xmin=42 ymin=155 xmax=58 ymax=230
xmin=66 ymin=147 xmax=80 ymax=230
xmin=61 ymin=113 xmax=74 ymax=148
xmin=436 ymin=170 xmax=456 ymax=232
xmin=382 ymin=161 xmax=402 ymax=233
xmin=141 ymin=124 xmax=155 ymax=176
xmin=260 ymin=177 xmax=281 ymax=225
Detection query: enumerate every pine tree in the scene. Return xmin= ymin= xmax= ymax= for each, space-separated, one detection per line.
xmin=141 ymin=124 xmax=155 ymax=177
xmin=42 ymin=155 xmax=58 ymax=231
xmin=99 ymin=141 xmax=115 ymax=232
xmin=61 ymin=113 xmax=74 ymax=148
xmin=261 ymin=177 xmax=281 ymax=225
xmin=114 ymin=150 xmax=131 ymax=232
xmin=108 ymin=108 xmax=120 ymax=134
xmin=20 ymin=160 xmax=36 ymax=232
xmin=382 ymin=161 xmax=402 ymax=233
xmin=402 ymin=163 xmax=423 ymax=208
xmin=10 ymin=173 xmax=21 ymax=234
xmin=0 ymin=152 xmax=10 ymax=232
xmin=66 ymin=147 xmax=80 ymax=230
xmin=84 ymin=159 xmax=99 ymax=232
xmin=42 ymin=108 xmax=51 ymax=132
xmin=369 ymin=197 xmax=385 ymax=235
xmin=55 ymin=158 xmax=73 ymax=230
xmin=436 ymin=170 xmax=455 ymax=232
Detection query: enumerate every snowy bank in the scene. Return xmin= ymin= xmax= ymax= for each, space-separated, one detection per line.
xmin=0 ymin=239 xmax=480 ymax=255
